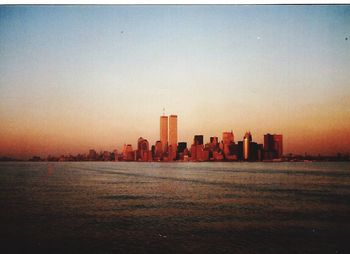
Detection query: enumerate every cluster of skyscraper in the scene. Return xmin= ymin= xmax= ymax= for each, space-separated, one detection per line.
xmin=111 ymin=114 xmax=283 ymax=162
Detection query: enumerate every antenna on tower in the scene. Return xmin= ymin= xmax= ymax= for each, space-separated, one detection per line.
xmin=162 ymin=107 xmax=165 ymax=116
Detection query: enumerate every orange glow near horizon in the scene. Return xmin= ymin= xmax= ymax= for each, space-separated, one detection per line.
xmin=1 ymin=110 xmax=349 ymax=159
xmin=1 ymin=6 xmax=349 ymax=159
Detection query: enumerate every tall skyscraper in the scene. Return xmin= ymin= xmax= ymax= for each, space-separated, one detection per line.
xmin=243 ymin=131 xmax=252 ymax=161
xmin=169 ymin=115 xmax=178 ymax=148
xmin=160 ymin=115 xmax=168 ymax=151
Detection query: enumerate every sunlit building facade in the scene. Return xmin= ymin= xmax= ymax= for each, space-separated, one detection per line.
xmin=154 ymin=141 xmax=163 ymax=161
xmin=169 ymin=115 xmax=178 ymax=160
xmin=84 ymin=114 xmax=279 ymax=162
xmin=222 ymin=131 xmax=234 ymax=145
xmin=122 ymin=144 xmax=134 ymax=161
xmin=243 ymin=131 xmax=252 ymax=161
xmin=137 ymin=137 xmax=151 ymax=161
xmin=221 ymin=131 xmax=236 ymax=160
xmin=190 ymin=143 xmax=208 ymax=161
xmin=169 ymin=115 xmax=177 ymax=147
xmin=168 ymin=144 xmax=176 ymax=161
xmin=160 ymin=116 xmax=168 ymax=152
xmin=190 ymin=135 xmax=209 ymax=161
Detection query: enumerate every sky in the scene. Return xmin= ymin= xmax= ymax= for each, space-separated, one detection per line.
xmin=0 ymin=5 xmax=349 ymax=159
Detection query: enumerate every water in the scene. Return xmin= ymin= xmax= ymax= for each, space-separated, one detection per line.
xmin=0 ymin=162 xmax=349 ymax=253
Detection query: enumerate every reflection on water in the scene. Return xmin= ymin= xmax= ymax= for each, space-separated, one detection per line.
xmin=0 ymin=162 xmax=349 ymax=253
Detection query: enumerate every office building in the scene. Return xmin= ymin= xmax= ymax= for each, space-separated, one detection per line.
xmin=264 ymin=134 xmax=283 ymax=159
xmin=154 ymin=141 xmax=163 ymax=161
xmin=169 ymin=115 xmax=178 ymax=148
xmin=168 ymin=144 xmax=177 ymax=161
xmin=122 ymin=144 xmax=134 ymax=161
xmin=88 ymin=149 xmax=97 ymax=161
xmin=273 ymin=134 xmax=283 ymax=158
xmin=222 ymin=131 xmax=234 ymax=145
xmin=113 ymin=149 xmax=118 ymax=161
xmin=194 ymin=135 xmax=204 ymax=145
xmin=137 ymin=137 xmax=151 ymax=161
xmin=210 ymin=137 xmax=219 ymax=149
xmin=226 ymin=143 xmax=239 ymax=161
xmin=212 ymin=150 xmax=224 ymax=161
xmin=190 ymin=143 xmax=208 ymax=161
xmin=177 ymin=142 xmax=187 ymax=154
xmin=102 ymin=151 xmax=110 ymax=161
xmin=249 ymin=142 xmax=259 ymax=161
xmin=176 ymin=142 xmax=188 ymax=161
xmin=237 ymin=141 xmax=243 ymax=160
xmin=160 ymin=115 xmax=168 ymax=152
xmin=243 ymin=131 xmax=252 ymax=160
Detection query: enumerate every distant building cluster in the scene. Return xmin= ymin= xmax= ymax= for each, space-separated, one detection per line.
xmin=104 ymin=114 xmax=284 ymax=162
xmin=28 ymin=114 xmax=348 ymax=162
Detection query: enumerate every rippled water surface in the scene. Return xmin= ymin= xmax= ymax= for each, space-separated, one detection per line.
xmin=1 ymin=162 xmax=349 ymax=253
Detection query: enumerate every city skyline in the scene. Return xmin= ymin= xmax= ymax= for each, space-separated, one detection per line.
xmin=1 ymin=5 xmax=350 ymax=159
xmin=24 ymin=113 xmax=285 ymax=162
xmin=4 ymin=112 xmax=349 ymax=161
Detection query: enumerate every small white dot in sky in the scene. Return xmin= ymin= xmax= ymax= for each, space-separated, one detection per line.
xmin=257 ymin=36 xmax=261 ymax=40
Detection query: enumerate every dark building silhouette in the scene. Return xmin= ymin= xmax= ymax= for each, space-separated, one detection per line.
xmin=229 ymin=143 xmax=239 ymax=156
xmin=167 ymin=144 xmax=176 ymax=162
xmin=194 ymin=135 xmax=204 ymax=145
xmin=249 ymin=142 xmax=259 ymax=161
xmin=238 ymin=141 xmax=243 ymax=160
xmin=122 ymin=144 xmax=134 ymax=161
xmin=88 ymin=149 xmax=97 ymax=161
xmin=151 ymin=145 xmax=155 ymax=158
xmin=154 ymin=140 xmax=163 ymax=161
xmin=176 ymin=142 xmax=187 ymax=161
xmin=177 ymin=142 xmax=187 ymax=154
xmin=258 ymin=144 xmax=264 ymax=161
xmin=264 ymin=134 xmax=283 ymax=160
xmin=237 ymin=137 xmax=263 ymax=162
xmin=225 ymin=143 xmax=239 ymax=161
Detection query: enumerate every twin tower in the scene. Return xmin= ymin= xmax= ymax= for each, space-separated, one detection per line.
xmin=160 ymin=115 xmax=178 ymax=152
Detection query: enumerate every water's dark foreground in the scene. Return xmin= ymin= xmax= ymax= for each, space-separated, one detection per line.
xmin=0 ymin=162 xmax=349 ymax=253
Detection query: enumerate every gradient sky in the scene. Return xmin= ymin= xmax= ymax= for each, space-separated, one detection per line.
xmin=0 ymin=5 xmax=349 ymax=159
